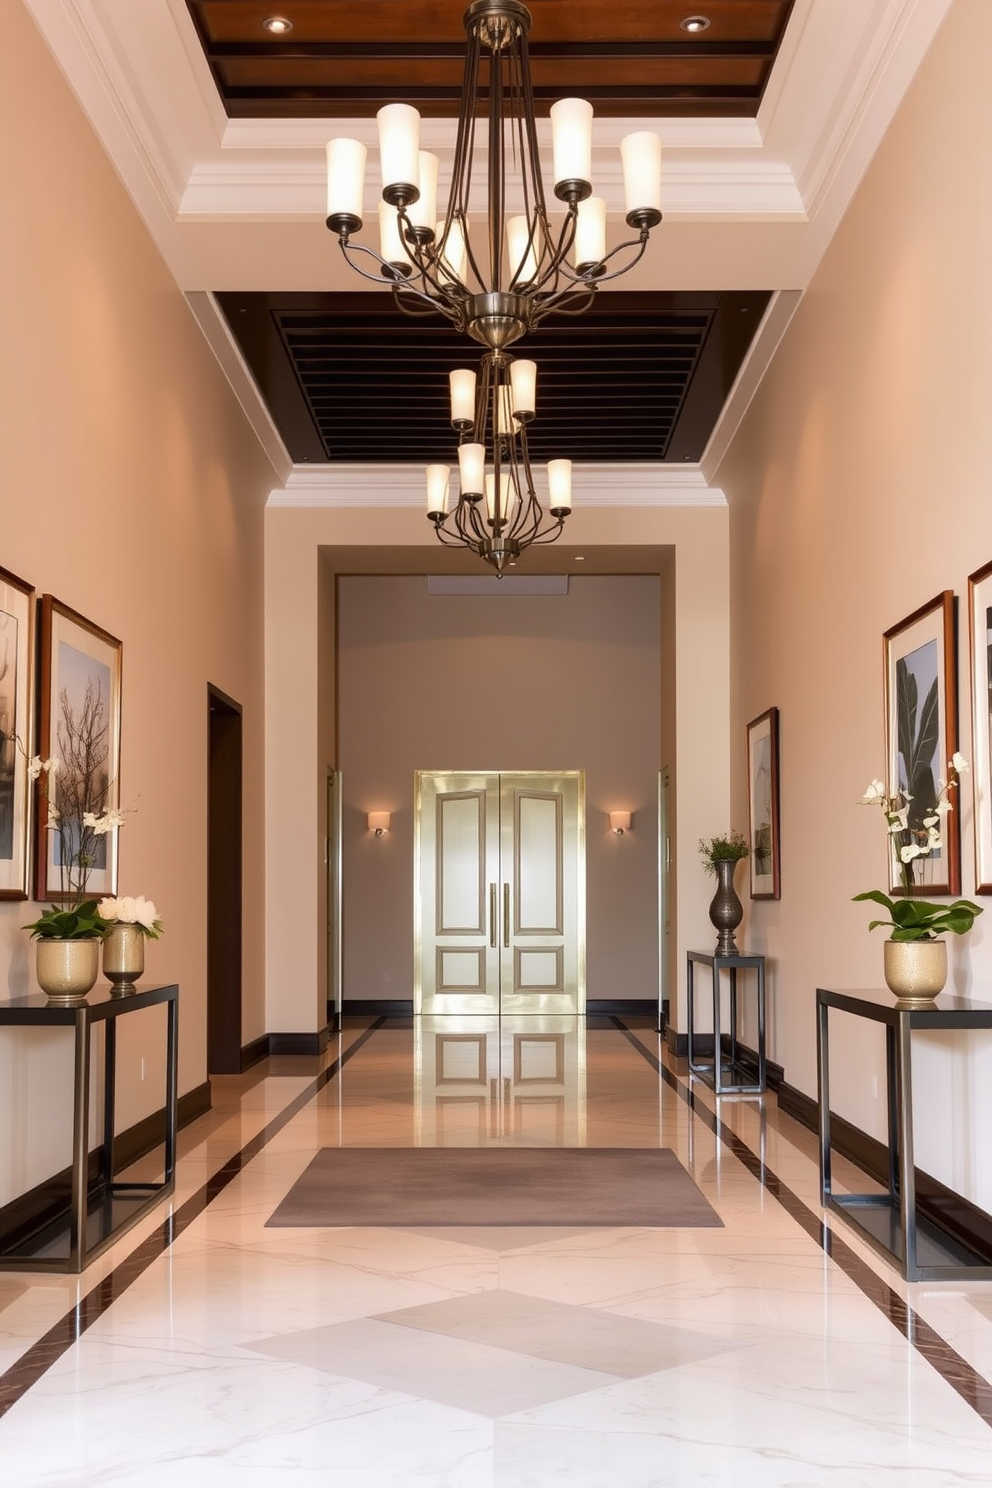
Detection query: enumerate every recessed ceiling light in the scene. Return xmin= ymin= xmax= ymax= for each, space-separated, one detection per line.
xmin=262 ymin=15 xmax=293 ymax=34
xmin=575 ymin=555 xmax=586 ymax=561
xmin=680 ymin=16 xmax=711 ymax=33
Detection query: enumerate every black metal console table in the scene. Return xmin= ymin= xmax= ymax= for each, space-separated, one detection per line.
xmin=0 ymin=983 xmax=178 ymax=1273
xmin=816 ymin=986 xmax=992 ymax=1282
xmin=686 ymin=951 xmax=766 ymax=1095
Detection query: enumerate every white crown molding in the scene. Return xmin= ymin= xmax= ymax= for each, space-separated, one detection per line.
xmin=181 ymin=157 xmax=806 ymax=222
xmin=699 ymin=291 xmax=803 ymax=483
xmin=270 ymin=465 xmax=725 ymax=509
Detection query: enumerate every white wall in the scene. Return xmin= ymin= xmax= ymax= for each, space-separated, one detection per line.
xmin=717 ymin=0 xmax=992 ymax=1207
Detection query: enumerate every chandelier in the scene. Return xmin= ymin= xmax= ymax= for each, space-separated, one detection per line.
xmin=324 ymin=0 xmax=663 ymax=355
xmin=424 ymin=352 xmax=571 ymax=575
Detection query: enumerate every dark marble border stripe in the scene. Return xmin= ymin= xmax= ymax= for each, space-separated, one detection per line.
xmin=0 ymin=1018 xmax=386 ymax=1419
xmin=613 ymin=1017 xmax=992 ymax=1430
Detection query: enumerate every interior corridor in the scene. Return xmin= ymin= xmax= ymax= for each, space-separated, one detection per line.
xmin=1 ymin=1016 xmax=991 ymax=1485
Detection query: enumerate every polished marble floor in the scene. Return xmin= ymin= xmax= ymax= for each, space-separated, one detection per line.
xmin=1 ymin=1014 xmax=992 ymax=1485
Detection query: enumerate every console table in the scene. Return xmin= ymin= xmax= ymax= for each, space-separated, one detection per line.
xmin=686 ymin=951 xmax=766 ymax=1095
xmin=816 ymin=987 xmax=992 ymax=1282
xmin=0 ymin=983 xmax=178 ymax=1273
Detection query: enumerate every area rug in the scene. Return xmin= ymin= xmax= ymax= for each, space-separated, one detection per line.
xmin=265 ymin=1148 xmax=722 ymax=1228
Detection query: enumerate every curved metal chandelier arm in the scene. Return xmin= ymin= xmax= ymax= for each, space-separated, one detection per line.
xmin=335 ymin=235 xmax=415 ymax=289
xmin=553 ymin=227 xmax=654 ymax=291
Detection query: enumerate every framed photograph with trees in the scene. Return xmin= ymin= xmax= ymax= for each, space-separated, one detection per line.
xmin=0 ymin=565 xmax=36 ymax=899
xmin=746 ymin=707 xmax=781 ymax=899
xmin=35 ymin=597 xmax=122 ymax=902
xmin=883 ymin=591 xmax=959 ymax=897
xmin=968 ymin=560 xmax=992 ymax=895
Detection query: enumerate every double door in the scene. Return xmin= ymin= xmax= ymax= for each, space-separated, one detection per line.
xmin=415 ymin=771 xmax=584 ymax=1015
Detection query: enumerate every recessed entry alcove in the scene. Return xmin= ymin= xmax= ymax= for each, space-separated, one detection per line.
xmin=329 ymin=560 xmax=666 ymax=1010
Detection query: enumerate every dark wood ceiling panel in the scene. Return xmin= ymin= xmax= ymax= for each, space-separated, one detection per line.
xmin=187 ymin=0 xmax=794 ymax=119
xmin=216 ymin=290 xmax=771 ymax=466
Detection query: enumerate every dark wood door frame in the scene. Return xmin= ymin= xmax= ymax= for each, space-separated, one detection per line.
xmin=207 ymin=684 xmax=243 ymax=1074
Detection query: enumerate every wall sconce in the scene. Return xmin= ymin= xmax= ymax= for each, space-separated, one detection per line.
xmin=367 ymin=811 xmax=391 ymax=836
xmin=609 ymin=811 xmax=631 ymax=836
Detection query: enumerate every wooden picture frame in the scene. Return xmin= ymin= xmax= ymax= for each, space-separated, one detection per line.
xmin=0 ymin=565 xmax=36 ymax=900
xmin=746 ymin=707 xmax=780 ymax=899
xmin=35 ymin=596 xmax=122 ymax=902
xmin=883 ymin=591 xmax=959 ymax=897
xmin=968 ymin=560 xmax=992 ymax=895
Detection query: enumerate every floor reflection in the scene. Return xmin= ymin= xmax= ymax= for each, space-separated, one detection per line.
xmin=413 ymin=1016 xmax=587 ymax=1146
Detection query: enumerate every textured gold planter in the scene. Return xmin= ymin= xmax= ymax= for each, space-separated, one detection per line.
xmin=883 ymin=938 xmax=947 ymax=1003
xmin=102 ymin=923 xmax=145 ymax=996
xmin=35 ymin=939 xmax=100 ymax=1002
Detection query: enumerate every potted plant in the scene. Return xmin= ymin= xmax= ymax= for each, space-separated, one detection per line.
xmin=699 ymin=830 xmax=749 ymax=954
xmin=854 ymin=755 xmax=982 ymax=999
xmin=98 ymin=895 xmax=164 ymax=995
xmin=22 ymin=755 xmax=123 ymax=999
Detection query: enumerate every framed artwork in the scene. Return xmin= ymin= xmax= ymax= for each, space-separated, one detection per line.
xmin=968 ymin=560 xmax=992 ymax=895
xmin=883 ymin=591 xmax=959 ymax=897
xmin=0 ymin=565 xmax=36 ymax=899
xmin=35 ymin=596 xmax=122 ymax=902
xmin=746 ymin=707 xmax=780 ymax=899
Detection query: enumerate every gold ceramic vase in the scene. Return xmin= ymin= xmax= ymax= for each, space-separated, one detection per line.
xmin=102 ymin=923 xmax=146 ymax=996
xmin=35 ymin=939 xmax=100 ymax=1002
xmin=883 ymin=938 xmax=947 ymax=1003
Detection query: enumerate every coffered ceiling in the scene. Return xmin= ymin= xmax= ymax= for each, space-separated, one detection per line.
xmin=23 ymin=0 xmax=952 ymax=493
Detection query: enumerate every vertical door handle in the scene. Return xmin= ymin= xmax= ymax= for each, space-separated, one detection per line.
xmin=503 ymin=883 xmax=510 ymax=948
xmin=489 ymin=883 xmax=497 ymax=947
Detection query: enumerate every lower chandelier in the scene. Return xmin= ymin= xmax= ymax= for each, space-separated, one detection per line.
xmin=425 ymin=352 xmax=571 ymax=575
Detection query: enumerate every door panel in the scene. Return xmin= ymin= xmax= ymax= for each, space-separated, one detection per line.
xmin=416 ymin=771 xmax=583 ymax=1015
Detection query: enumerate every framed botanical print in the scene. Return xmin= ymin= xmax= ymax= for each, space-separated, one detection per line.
xmin=883 ymin=591 xmax=959 ymax=897
xmin=35 ymin=596 xmax=122 ymax=903
xmin=968 ymin=561 xmax=992 ymax=894
xmin=0 ymin=565 xmax=36 ymax=899
xmin=746 ymin=707 xmax=780 ymax=899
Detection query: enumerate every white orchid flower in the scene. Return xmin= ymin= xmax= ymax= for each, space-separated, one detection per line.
xmin=860 ymin=779 xmax=887 ymax=804
xmin=922 ymin=814 xmax=939 ymax=828
xmin=951 ymin=752 xmax=970 ymax=774
xmin=926 ymin=826 xmax=942 ymax=848
xmin=46 ymin=805 xmax=60 ymax=828
xmin=900 ymin=843 xmax=923 ymax=863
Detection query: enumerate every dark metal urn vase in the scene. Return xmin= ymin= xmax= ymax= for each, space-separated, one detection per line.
xmin=709 ymin=858 xmax=743 ymax=955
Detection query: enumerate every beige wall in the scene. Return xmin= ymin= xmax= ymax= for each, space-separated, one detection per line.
xmin=0 ymin=6 xmax=271 ymax=1202
xmin=264 ymin=504 xmax=730 ymax=1033
xmin=717 ymin=0 xmax=992 ymax=1206
xmin=336 ymin=575 xmax=661 ymax=1003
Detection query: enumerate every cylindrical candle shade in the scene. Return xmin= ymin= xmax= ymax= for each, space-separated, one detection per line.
xmin=485 ymin=471 xmax=517 ymax=525
xmin=509 ymin=359 xmax=537 ymax=419
xmin=449 ymin=368 xmax=477 ymax=426
xmin=426 ymin=464 xmax=450 ymax=516
xmin=377 ymin=103 xmax=421 ymax=196
xmin=620 ymin=131 xmax=663 ymax=217
xmin=378 ymin=201 xmax=407 ymax=266
xmin=458 ymin=442 xmax=485 ymax=497
xmin=550 ymin=98 xmax=593 ymax=189
xmin=496 ymin=384 xmax=514 ymax=438
xmin=437 ymin=218 xmax=468 ymax=281
xmin=409 ymin=151 xmax=439 ymax=232
xmin=326 ymin=138 xmax=367 ymax=221
xmin=507 ymin=215 xmax=539 ymax=284
xmin=574 ymin=196 xmax=607 ymax=269
xmin=547 ymin=458 xmax=572 ymax=511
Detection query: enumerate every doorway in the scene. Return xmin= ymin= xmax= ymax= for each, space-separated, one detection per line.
xmin=207 ymin=685 xmax=242 ymax=1073
xmin=415 ymin=770 xmax=585 ymax=1016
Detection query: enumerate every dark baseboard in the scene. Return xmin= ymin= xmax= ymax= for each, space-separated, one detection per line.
xmin=267 ymin=1024 xmax=333 ymax=1056
xmin=240 ymin=1033 xmax=271 ymax=1071
xmin=777 ymin=1079 xmax=992 ymax=1266
xmin=663 ymin=1028 xmax=785 ymax=1089
xmin=588 ymin=999 xmax=658 ymax=1017
xmin=344 ymin=999 xmax=414 ymax=1017
xmin=0 ymin=1080 xmax=212 ymax=1254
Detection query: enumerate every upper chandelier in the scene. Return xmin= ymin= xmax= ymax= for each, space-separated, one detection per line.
xmin=324 ymin=0 xmax=663 ymax=353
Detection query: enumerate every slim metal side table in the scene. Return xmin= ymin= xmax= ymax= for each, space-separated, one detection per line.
xmin=816 ymin=987 xmax=992 ymax=1282
xmin=0 ymin=983 xmax=178 ymax=1273
xmin=686 ymin=951 xmax=766 ymax=1094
